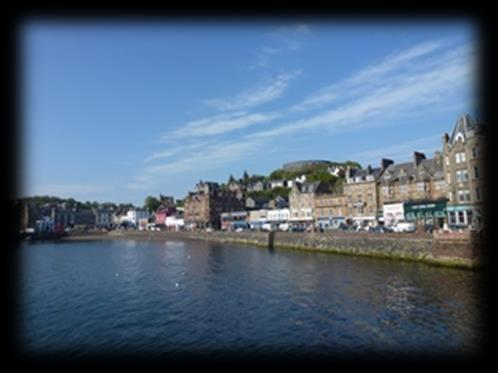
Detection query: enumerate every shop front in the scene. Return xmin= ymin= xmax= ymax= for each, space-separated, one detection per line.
xmin=404 ymin=199 xmax=447 ymax=228
xmin=446 ymin=204 xmax=474 ymax=227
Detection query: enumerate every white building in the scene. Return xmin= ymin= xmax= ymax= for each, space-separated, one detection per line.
xmin=165 ymin=216 xmax=185 ymax=230
xmin=382 ymin=202 xmax=405 ymax=227
xmin=267 ymin=208 xmax=290 ymax=222
xmin=270 ymin=180 xmax=286 ymax=189
xmin=125 ymin=209 xmax=150 ymax=226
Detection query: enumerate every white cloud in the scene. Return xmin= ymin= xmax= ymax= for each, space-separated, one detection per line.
xmin=349 ymin=134 xmax=443 ymax=163
xmin=249 ymin=41 xmax=474 ymax=140
xmin=251 ymin=24 xmax=311 ymax=69
xmin=292 ymin=38 xmax=467 ymax=112
xmin=203 ymin=70 xmax=301 ymax=112
xmin=168 ymin=111 xmax=280 ymax=139
xmin=130 ymin=137 xmax=265 ymax=189
xmin=131 ymin=38 xmax=474 ymax=191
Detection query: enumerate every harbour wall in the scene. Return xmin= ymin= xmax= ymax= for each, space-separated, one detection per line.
xmin=67 ymin=230 xmax=483 ymax=269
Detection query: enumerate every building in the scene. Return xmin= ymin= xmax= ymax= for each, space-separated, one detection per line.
xmin=268 ymin=195 xmax=289 ymax=209
xmin=159 ymin=195 xmax=175 ymax=208
xmin=378 ymin=151 xmax=448 ymax=227
xmin=245 ymin=196 xmax=270 ymax=210
xmin=184 ymin=181 xmax=244 ymax=229
xmin=220 ymin=211 xmax=248 ymax=231
xmin=267 ymin=208 xmax=290 ymax=223
xmin=93 ymin=208 xmax=115 ymax=228
xmin=246 ymin=180 xmax=269 ymax=192
xmin=154 ymin=205 xmax=177 ymax=226
xmin=124 ymin=209 xmax=150 ymax=226
xmin=343 ymin=160 xmax=391 ymax=226
xmin=313 ymin=193 xmax=348 ymax=221
xmin=248 ymin=209 xmax=268 ymax=229
xmin=283 ymin=160 xmax=331 ymax=171
xmin=443 ymin=113 xmax=485 ymax=228
xmin=289 ymin=181 xmax=329 ymax=226
xmin=270 ymin=180 xmax=286 ymax=189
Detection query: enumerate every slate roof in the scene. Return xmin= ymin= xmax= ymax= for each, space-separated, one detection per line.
xmin=381 ymin=157 xmax=443 ymax=182
xmin=294 ymin=181 xmax=324 ymax=193
xmin=449 ymin=113 xmax=483 ymax=145
xmin=348 ymin=167 xmax=383 ymax=180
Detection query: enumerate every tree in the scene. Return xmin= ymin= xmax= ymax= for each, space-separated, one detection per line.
xmin=144 ymin=195 xmax=160 ymax=213
xmin=242 ymin=170 xmax=250 ymax=184
xmin=228 ymin=174 xmax=236 ymax=184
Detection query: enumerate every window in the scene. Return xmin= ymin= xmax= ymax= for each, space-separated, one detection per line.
xmin=458 ymin=211 xmax=465 ymax=224
xmin=474 ymin=166 xmax=479 ymax=179
xmin=449 ymin=211 xmax=456 ymax=224
xmin=417 ymin=182 xmax=426 ymax=192
xmin=456 ymin=170 xmax=469 ymax=182
xmin=458 ymin=190 xmax=471 ymax=202
xmin=447 ymin=173 xmax=451 ymax=183
xmin=382 ymin=186 xmax=390 ymax=197
xmin=399 ymin=185 xmax=408 ymax=195
xmin=455 ymin=152 xmax=466 ymax=164
xmin=435 ymin=181 xmax=446 ymax=190
xmin=445 ymin=156 xmax=450 ymax=166
xmin=476 ymin=187 xmax=481 ymax=201
xmin=472 ymin=147 xmax=478 ymax=158
xmin=467 ymin=210 xmax=473 ymax=225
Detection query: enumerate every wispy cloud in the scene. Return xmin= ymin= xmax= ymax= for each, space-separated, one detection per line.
xmin=251 ymin=24 xmax=311 ymax=69
xmin=349 ymin=134 xmax=443 ymax=164
xmin=168 ymin=111 xmax=280 ymax=139
xmin=129 ymin=137 xmax=265 ymax=189
xmin=203 ymin=70 xmax=301 ymax=112
xmin=292 ymin=38 xmax=466 ymax=112
xmin=131 ymin=37 xmax=474 ymax=191
xmin=248 ymin=41 xmax=474 ymax=140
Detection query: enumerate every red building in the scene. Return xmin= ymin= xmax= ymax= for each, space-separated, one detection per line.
xmin=155 ymin=206 xmax=177 ymax=226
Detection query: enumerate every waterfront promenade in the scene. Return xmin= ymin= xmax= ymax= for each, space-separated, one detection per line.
xmin=61 ymin=229 xmax=483 ymax=270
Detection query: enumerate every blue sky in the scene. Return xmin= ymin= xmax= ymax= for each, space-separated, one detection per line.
xmin=22 ymin=20 xmax=477 ymax=206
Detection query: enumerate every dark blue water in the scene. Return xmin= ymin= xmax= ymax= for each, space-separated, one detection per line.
xmin=18 ymin=240 xmax=482 ymax=358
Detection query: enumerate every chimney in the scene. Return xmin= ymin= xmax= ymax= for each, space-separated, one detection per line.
xmin=413 ymin=151 xmax=426 ymax=167
xmin=442 ymin=133 xmax=449 ymax=146
xmin=381 ymin=158 xmax=394 ymax=170
xmin=367 ymin=164 xmax=372 ymax=174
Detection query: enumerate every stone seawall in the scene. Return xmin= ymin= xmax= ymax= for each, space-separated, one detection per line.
xmin=67 ymin=230 xmax=481 ymax=269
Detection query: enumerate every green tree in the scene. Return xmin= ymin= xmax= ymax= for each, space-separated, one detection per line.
xmin=144 ymin=195 xmax=161 ymax=213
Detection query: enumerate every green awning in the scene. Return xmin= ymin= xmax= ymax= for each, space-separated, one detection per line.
xmin=404 ymin=200 xmax=447 ymax=220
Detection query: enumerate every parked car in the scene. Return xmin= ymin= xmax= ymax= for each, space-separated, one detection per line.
xmin=278 ymin=223 xmax=290 ymax=231
xmin=261 ymin=223 xmax=273 ymax=231
xmin=391 ymin=221 xmax=416 ymax=233
xmin=289 ymin=226 xmax=305 ymax=232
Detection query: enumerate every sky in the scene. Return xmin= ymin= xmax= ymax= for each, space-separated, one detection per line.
xmin=21 ymin=20 xmax=478 ymax=206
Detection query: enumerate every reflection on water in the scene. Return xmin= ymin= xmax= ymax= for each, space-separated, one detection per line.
xmin=19 ymin=240 xmax=482 ymax=357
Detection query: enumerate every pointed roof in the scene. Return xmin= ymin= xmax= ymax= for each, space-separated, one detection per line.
xmin=449 ymin=113 xmax=482 ymax=145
